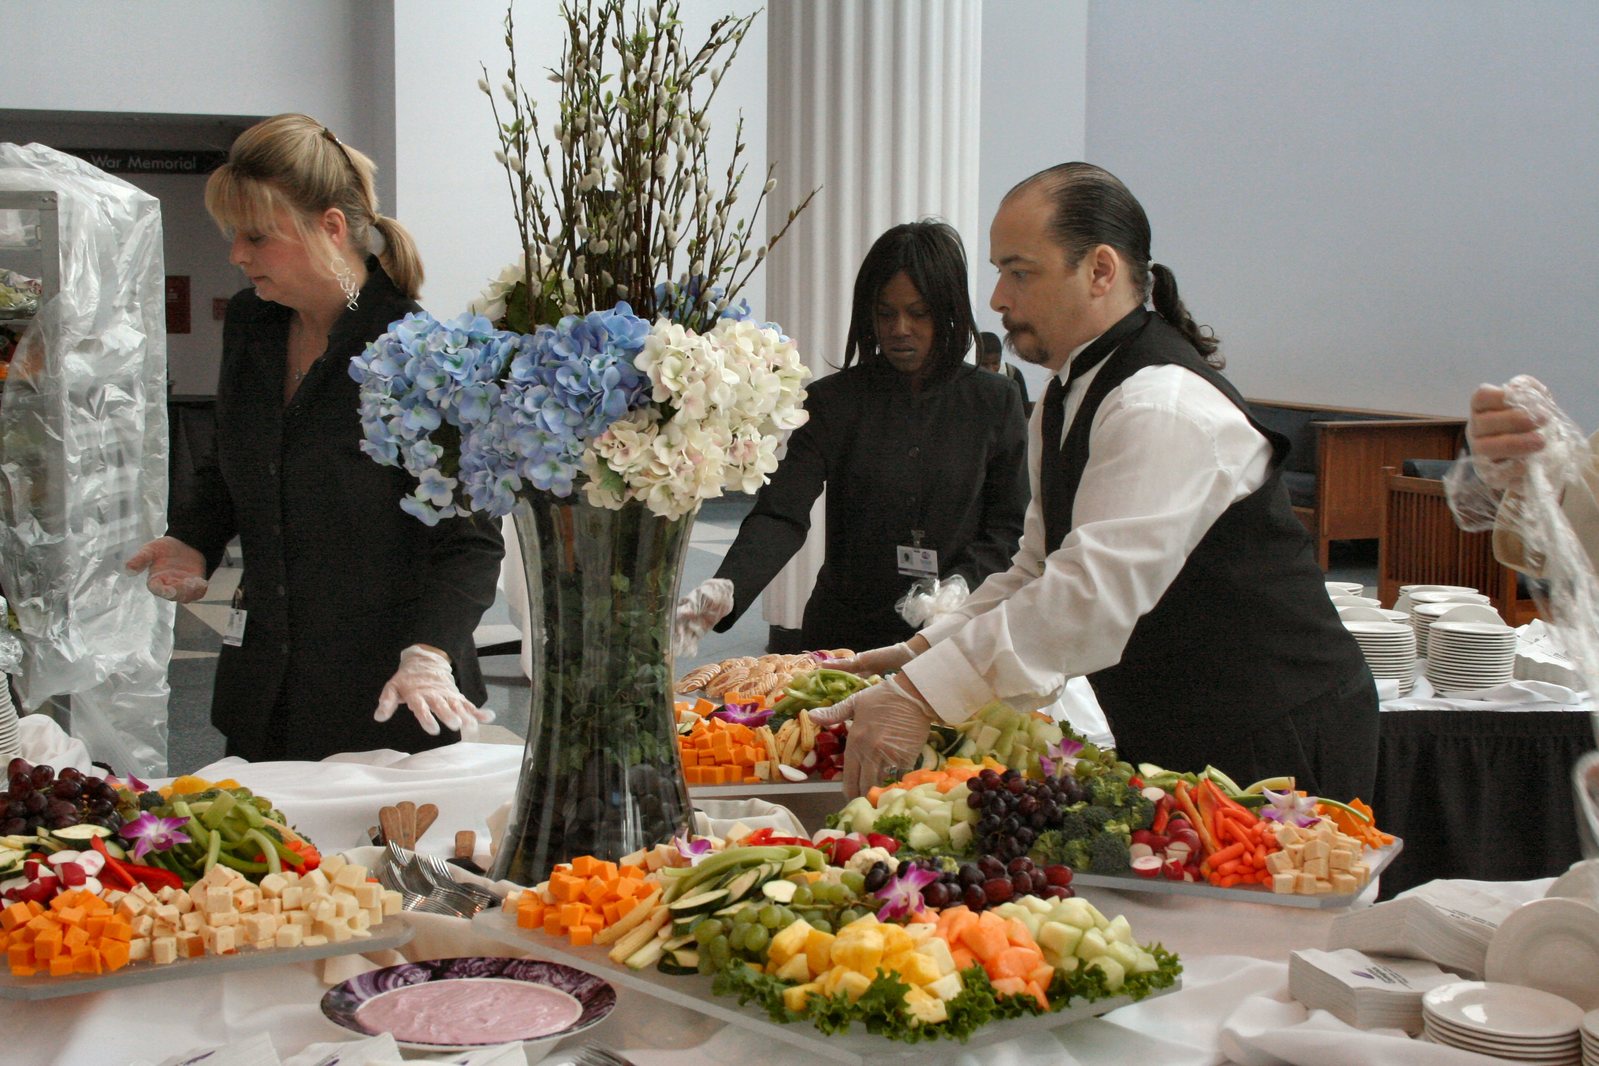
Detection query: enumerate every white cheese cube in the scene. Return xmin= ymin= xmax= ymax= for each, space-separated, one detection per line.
xmin=152 ymin=936 xmax=178 ymax=965
xmin=274 ymin=924 xmax=305 ymax=949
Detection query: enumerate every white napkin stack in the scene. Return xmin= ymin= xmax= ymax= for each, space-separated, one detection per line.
xmin=135 ymin=1032 xmax=281 ymax=1066
xmin=1288 ymin=947 xmax=1459 ymax=1034
xmin=1328 ymin=880 xmax=1523 ymax=979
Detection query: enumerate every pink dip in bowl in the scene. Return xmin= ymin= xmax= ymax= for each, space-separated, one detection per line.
xmin=355 ymin=977 xmax=584 ymax=1045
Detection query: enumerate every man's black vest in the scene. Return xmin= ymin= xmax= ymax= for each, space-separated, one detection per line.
xmin=1042 ymin=308 xmax=1372 ymax=746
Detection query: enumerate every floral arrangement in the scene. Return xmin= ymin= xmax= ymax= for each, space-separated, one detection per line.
xmin=350 ymin=0 xmax=816 ymax=523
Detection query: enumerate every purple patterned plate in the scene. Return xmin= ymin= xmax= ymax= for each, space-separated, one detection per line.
xmin=320 ymin=955 xmax=616 ymax=1052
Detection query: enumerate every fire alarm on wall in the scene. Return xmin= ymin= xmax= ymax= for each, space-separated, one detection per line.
xmin=213 ymin=298 xmax=229 ymax=321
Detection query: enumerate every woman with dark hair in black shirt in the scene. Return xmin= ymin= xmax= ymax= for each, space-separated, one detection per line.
xmin=674 ymin=220 xmax=1029 ymax=653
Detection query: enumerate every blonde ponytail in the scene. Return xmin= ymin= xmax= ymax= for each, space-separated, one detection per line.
xmin=372 ymin=215 xmax=424 ymax=300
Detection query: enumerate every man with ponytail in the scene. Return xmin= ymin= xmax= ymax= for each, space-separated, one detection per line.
xmin=817 ymin=163 xmax=1378 ymax=806
xmin=127 ymin=114 xmax=503 ymax=762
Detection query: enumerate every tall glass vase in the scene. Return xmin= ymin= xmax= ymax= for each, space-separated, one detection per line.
xmin=490 ymin=490 xmax=696 ymax=886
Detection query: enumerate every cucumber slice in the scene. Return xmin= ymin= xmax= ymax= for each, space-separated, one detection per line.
xmin=50 ymin=824 xmax=115 ymax=841
xmin=667 ymin=888 xmax=730 ymax=916
xmin=779 ymin=854 xmax=808 ymax=875
xmin=657 ymin=947 xmax=699 ymax=975
xmin=760 ymin=879 xmax=797 ymax=903
xmin=720 ymin=867 xmax=765 ymax=904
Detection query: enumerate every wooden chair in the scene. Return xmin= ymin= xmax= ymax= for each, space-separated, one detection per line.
xmin=1377 ymin=466 xmax=1539 ymax=625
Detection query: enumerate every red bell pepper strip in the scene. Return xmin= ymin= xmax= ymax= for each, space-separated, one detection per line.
xmin=92 ymin=835 xmax=185 ymax=892
xmin=89 ymin=837 xmax=136 ymax=891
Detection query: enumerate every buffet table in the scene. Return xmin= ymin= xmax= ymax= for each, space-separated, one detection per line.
xmin=0 ymin=726 xmax=1569 ymax=1066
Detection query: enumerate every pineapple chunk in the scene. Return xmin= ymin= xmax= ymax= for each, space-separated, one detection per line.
xmin=924 ymin=971 xmax=964 ymax=1002
xmin=767 ymin=917 xmax=813 ymax=968
xmin=781 ymin=981 xmax=821 ymax=1013
xmin=836 ymin=970 xmax=872 ymax=1003
xmin=830 ymin=927 xmax=884 ymax=974
xmin=773 ymin=953 xmax=811 ymax=983
xmin=804 ymin=928 xmax=836 ymax=977
xmin=903 ymin=986 xmax=948 ymax=1024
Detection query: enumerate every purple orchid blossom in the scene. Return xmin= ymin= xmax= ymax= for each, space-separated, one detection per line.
xmin=872 ymin=864 xmax=939 ymax=921
xmin=1038 ymin=735 xmax=1085 ymax=779
xmin=1259 ymin=787 xmax=1321 ymax=828
xmin=710 ymin=701 xmax=773 ymax=729
xmin=673 ymin=834 xmax=714 ymax=866
xmin=121 ymin=812 xmax=192 ymax=860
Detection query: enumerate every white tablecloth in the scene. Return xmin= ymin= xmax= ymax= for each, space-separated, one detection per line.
xmin=0 ymin=721 xmax=1562 ymax=1066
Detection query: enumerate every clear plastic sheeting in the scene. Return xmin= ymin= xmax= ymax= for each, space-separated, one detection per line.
xmin=0 ymin=143 xmax=172 ymax=776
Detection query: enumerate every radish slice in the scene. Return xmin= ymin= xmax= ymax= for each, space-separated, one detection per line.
xmin=46 ymin=850 xmax=81 ymax=866
xmin=778 ymin=764 xmax=808 ymax=782
xmin=1141 ymin=786 xmax=1167 ymax=803
xmin=1131 ymin=855 xmax=1164 ymax=879
xmin=75 ymin=852 xmax=106 ymax=877
xmin=1129 ymin=842 xmax=1154 ymax=861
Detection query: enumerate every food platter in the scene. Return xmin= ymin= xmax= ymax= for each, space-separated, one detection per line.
xmin=0 ymin=916 xmax=414 ymax=1001
xmin=1070 ymin=841 xmax=1404 ymax=910
xmin=473 ymin=908 xmax=1177 ymax=1064
xmin=689 ymin=780 xmax=843 ymax=798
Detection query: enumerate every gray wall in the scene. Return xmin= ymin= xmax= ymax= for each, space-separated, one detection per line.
xmin=1086 ymin=1 xmax=1599 ymax=427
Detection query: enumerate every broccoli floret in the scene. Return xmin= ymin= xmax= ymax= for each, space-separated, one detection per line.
xmin=1055 ymin=805 xmax=1093 ymax=841
xmin=1081 ymin=805 xmax=1114 ymax=831
xmin=1087 ymin=831 xmax=1131 ymax=874
xmin=1030 ymin=829 xmax=1070 ymax=866
xmin=1088 ymin=775 xmax=1156 ymax=831
xmin=1063 ymin=838 xmax=1093 ymax=871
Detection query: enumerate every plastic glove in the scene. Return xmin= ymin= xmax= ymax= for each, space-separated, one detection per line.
xmin=672 ymin=578 xmax=734 ymax=658
xmin=809 ymin=675 xmax=938 ymax=799
xmin=125 ymin=536 xmax=209 ymax=603
xmin=1468 ymin=379 xmax=1549 ymax=488
xmin=374 ymin=645 xmax=496 ymax=736
xmin=825 ymin=642 xmax=916 ymax=677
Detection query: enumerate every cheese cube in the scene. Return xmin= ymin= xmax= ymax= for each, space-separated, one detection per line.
xmin=205 ymin=886 xmax=235 ymax=914
xmin=1264 ymin=850 xmax=1293 ymax=875
xmin=1271 ymin=872 xmax=1297 ymax=893
xmin=179 ymin=912 xmax=204 ymax=933
xmin=353 ymin=882 xmax=383 ymax=910
xmin=1294 ymin=872 xmax=1320 ymax=894
xmin=258 ymin=873 xmax=288 ymax=898
xmin=281 ymin=885 xmax=304 ymax=912
xmin=202 ymin=865 xmax=235 ymax=888
xmin=117 ymin=894 xmax=149 ymax=919
xmin=1331 ymin=873 xmax=1359 ymax=894
xmin=128 ymin=938 xmax=151 ymax=962
xmin=1303 ymin=838 xmax=1330 ymax=862
xmin=274 ymin=924 xmax=305 ymax=949
xmin=152 ymin=937 xmax=178 ymax=965
xmin=1302 ymin=857 xmax=1328 ymax=880
xmin=381 ymin=890 xmax=403 ymax=917
xmin=1273 ymin=824 xmax=1302 ymax=847
xmin=131 ymin=914 xmax=155 ymax=938
xmin=259 ymin=898 xmax=282 ymax=915
xmin=334 ymin=895 xmax=359 ymax=920
xmin=209 ymin=910 xmax=240 ymax=928
xmin=156 ymin=886 xmax=178 ymax=904
xmin=300 ymin=869 xmax=331 ymax=892
xmin=172 ymin=893 xmax=194 ymax=915
xmin=177 ymin=933 xmax=206 ymax=959
xmin=333 ymin=864 xmax=367 ymax=891
xmin=235 ymin=887 xmax=260 ymax=912
xmin=349 ymin=909 xmax=371 ymax=933
xmin=311 ymin=898 xmax=336 ymax=923
xmin=320 ymin=854 xmax=347 ymax=877
xmin=302 ymin=934 xmax=328 ymax=947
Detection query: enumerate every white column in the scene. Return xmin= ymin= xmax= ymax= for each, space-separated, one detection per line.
xmin=761 ymin=0 xmax=983 ymax=637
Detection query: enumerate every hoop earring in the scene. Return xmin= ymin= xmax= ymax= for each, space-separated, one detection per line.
xmin=331 ymin=255 xmax=359 ymax=311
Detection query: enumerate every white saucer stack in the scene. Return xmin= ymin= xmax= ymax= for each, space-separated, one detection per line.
xmin=1422 ymin=981 xmax=1584 ymax=1062
xmin=1410 ymin=598 xmax=1498 ymax=658
xmin=1426 ymin=617 xmax=1518 ymax=695
xmin=1484 ymin=897 xmax=1599 ymax=1012
xmin=1342 ymin=619 xmax=1417 ymax=695
xmin=1582 ymin=1009 xmax=1598 ymax=1066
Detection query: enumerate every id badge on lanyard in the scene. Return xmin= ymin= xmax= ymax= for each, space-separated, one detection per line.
xmin=896 ymin=529 xmax=939 ymax=578
xmin=223 ymin=587 xmax=247 ymax=647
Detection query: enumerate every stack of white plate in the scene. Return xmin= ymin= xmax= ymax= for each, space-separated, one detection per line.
xmin=1426 ymin=617 xmax=1517 ymax=695
xmin=1582 ymin=1009 xmax=1598 ymax=1066
xmin=1411 ymin=600 xmax=1500 ymax=658
xmin=1395 ymin=584 xmax=1482 ymax=615
xmin=1422 ymin=981 xmax=1584 ymax=1062
xmin=1326 ymin=581 xmax=1367 ymax=598
xmin=1330 ymin=594 xmax=1383 ymax=609
xmin=1342 ymin=618 xmax=1417 ymax=695
xmin=0 ymin=680 xmax=20 ymax=764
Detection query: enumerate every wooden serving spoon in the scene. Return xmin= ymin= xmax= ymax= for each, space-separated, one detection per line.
xmin=414 ymin=803 xmax=440 ymax=843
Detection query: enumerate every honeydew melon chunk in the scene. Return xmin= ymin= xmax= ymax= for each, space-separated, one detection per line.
xmin=947 ymin=821 xmax=974 ymax=852
xmin=876 ymin=788 xmax=907 ymax=809
xmin=1076 ymin=927 xmax=1110 ymax=961
xmin=1105 ymin=940 xmax=1141 ymax=973
xmin=850 ymin=807 xmax=877 ymax=835
xmin=906 ymin=823 xmax=943 ymax=852
xmin=921 ymin=806 xmax=952 ymax=834
xmin=1089 ymin=954 xmax=1126 ymax=991
xmin=1051 ymin=898 xmax=1100 ymax=931
xmin=1020 ymin=896 xmax=1052 ymax=916
xmin=1105 ymin=914 xmax=1135 ymax=946
xmin=1131 ymin=948 xmax=1160 ymax=974
xmin=1036 ymin=920 xmax=1083 ymax=963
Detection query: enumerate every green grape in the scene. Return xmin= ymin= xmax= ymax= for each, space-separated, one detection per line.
xmin=706 ymin=935 xmax=732 ymax=968
xmin=809 ymin=917 xmax=832 ymax=934
xmin=839 ymin=907 xmax=864 ymax=926
xmin=692 ymin=918 xmax=724 ymax=942
xmin=697 ymin=951 xmax=716 ymax=975
xmin=791 ymin=884 xmax=814 ymax=907
xmin=744 ymin=925 xmax=770 ymax=953
xmin=840 ymin=871 xmax=866 ymax=895
xmin=778 ymin=907 xmax=797 ymax=926
xmin=758 ymin=904 xmax=782 ymax=929
xmin=731 ymin=907 xmax=755 ymax=929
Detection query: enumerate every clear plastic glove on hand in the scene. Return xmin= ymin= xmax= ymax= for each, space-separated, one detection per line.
xmin=1468 ymin=378 xmax=1553 ymax=489
xmin=373 ymin=645 xmax=496 ymax=736
xmin=825 ymin=642 xmax=916 ymax=677
xmin=125 ymin=536 xmax=209 ymax=603
xmin=809 ymin=675 xmax=937 ymax=799
xmin=672 ymin=578 xmax=734 ymax=658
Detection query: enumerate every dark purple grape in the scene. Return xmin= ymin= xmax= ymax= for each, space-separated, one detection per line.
xmin=7 ymin=773 xmax=31 ymax=796
xmin=86 ymin=798 xmax=113 ymax=817
xmin=22 ymin=791 xmax=46 ymax=815
xmin=5 ymin=800 xmax=25 ymax=820
xmin=983 ymin=878 xmax=1014 ymax=904
xmin=57 ymin=766 xmax=83 ymax=784
xmin=21 ymin=816 xmax=41 ymax=833
xmin=29 ymin=765 xmax=54 ymax=790
xmin=978 ymin=854 xmax=1006 ymax=879
xmin=5 ymin=758 xmax=30 ymax=778
xmin=961 ymin=884 xmax=986 ymax=910
xmin=51 ymin=779 xmax=81 ymax=801
xmin=45 ymin=799 xmax=76 ymax=822
xmin=44 ymin=813 xmax=76 ymax=831
xmin=1044 ymin=864 xmax=1073 ymax=887
xmin=1043 ymin=885 xmax=1074 ymax=900
xmin=88 ymin=781 xmax=116 ymax=802
xmin=0 ymin=817 xmax=25 ymax=835
xmin=1007 ymin=856 xmax=1033 ymax=875
xmin=863 ymin=862 xmax=890 ymax=893
xmin=922 ymin=882 xmax=951 ymax=909
xmin=958 ymin=863 xmax=984 ymax=887
xmin=966 ymin=791 xmax=985 ymax=810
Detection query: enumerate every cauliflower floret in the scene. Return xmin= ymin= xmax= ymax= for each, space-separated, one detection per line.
xmin=845 ymin=847 xmax=899 ymax=876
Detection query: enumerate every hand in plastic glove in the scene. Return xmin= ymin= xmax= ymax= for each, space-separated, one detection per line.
xmin=824 ymin=636 xmax=926 ymax=677
xmin=809 ymin=674 xmax=939 ymax=799
xmin=125 ymin=536 xmax=209 ymax=603
xmin=1469 ymin=380 xmax=1548 ymax=488
xmin=374 ymin=645 xmax=496 ymax=736
xmin=672 ymin=578 xmax=734 ymax=658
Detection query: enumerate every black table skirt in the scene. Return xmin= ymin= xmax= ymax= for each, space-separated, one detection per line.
xmin=1373 ymin=710 xmax=1596 ymax=898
